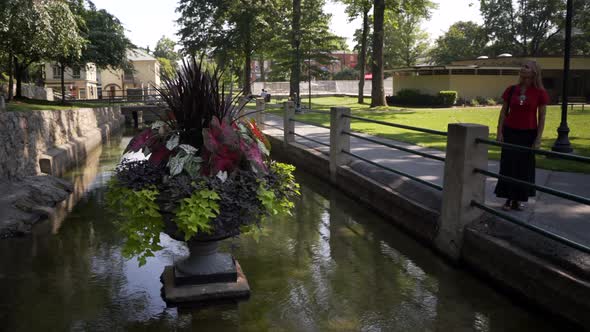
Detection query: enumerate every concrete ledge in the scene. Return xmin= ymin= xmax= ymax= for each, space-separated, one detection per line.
xmin=266 ymin=134 xmax=439 ymax=243
xmin=161 ymin=261 xmax=250 ymax=304
xmin=37 ymin=110 xmax=124 ymax=177
xmin=463 ymin=225 xmax=590 ymax=328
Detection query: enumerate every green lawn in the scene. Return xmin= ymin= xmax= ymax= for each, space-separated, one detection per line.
xmin=264 ymin=96 xmax=590 ymax=173
xmin=5 ymin=98 xmax=131 ymax=112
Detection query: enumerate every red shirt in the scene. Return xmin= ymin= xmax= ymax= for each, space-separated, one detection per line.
xmin=502 ymin=85 xmax=549 ymax=130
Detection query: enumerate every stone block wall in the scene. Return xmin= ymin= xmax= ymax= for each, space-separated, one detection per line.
xmin=0 ymin=107 xmax=124 ymax=180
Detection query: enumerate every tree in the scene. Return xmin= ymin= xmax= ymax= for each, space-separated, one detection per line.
xmin=177 ymin=0 xmax=278 ymax=95
xmin=479 ymin=0 xmax=565 ymax=56
xmin=47 ymin=0 xmax=85 ymax=103
xmin=339 ymin=0 xmax=372 ymax=103
xmin=0 ymin=0 xmax=53 ymax=99
xmin=290 ymin=0 xmax=302 ymax=100
xmin=157 ymin=57 xmax=177 ymax=79
xmin=371 ymin=0 xmax=434 ymax=107
xmin=154 ymin=36 xmax=180 ymax=62
xmin=430 ymin=21 xmax=488 ymax=64
xmin=383 ymin=7 xmax=431 ymax=68
xmin=153 ymin=36 xmax=180 ymax=78
xmin=370 ymin=0 xmax=386 ymax=107
xmin=79 ymin=7 xmax=132 ymax=70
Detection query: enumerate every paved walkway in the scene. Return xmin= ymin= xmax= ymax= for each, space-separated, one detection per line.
xmin=262 ymin=113 xmax=590 ymax=247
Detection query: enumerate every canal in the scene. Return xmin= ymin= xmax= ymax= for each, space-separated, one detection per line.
xmin=0 ymin=133 xmax=566 ymax=331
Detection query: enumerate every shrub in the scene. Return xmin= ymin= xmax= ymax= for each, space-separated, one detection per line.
xmin=486 ymin=98 xmax=498 ymax=106
xmin=333 ymin=68 xmax=359 ymax=80
xmin=438 ymin=91 xmax=458 ymax=106
xmin=476 ymin=96 xmax=488 ymax=105
xmin=470 ymin=98 xmax=480 ymax=107
xmin=387 ymin=89 xmax=439 ymax=106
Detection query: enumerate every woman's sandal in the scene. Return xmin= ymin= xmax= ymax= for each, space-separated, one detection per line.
xmin=511 ymin=201 xmax=526 ymax=211
xmin=502 ymin=200 xmax=512 ymax=211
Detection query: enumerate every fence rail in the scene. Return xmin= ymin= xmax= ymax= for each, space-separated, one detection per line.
xmin=343 ymin=130 xmax=446 ymax=162
xmin=476 ymin=138 xmax=590 ymax=164
xmin=290 ymin=118 xmax=331 ymax=130
xmin=471 ymin=201 xmax=590 ymax=254
xmin=342 ymin=150 xmax=443 ymax=191
xmin=344 ymin=114 xmax=448 ymax=136
xmin=472 ymin=135 xmax=590 ymax=255
xmin=256 ymin=100 xmax=590 ymax=260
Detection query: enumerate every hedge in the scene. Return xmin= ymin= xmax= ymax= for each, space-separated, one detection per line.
xmin=386 ymin=89 xmax=459 ymax=107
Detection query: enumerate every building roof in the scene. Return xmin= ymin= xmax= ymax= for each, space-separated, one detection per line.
xmin=127 ymin=48 xmax=157 ymax=62
xmin=388 ymin=65 xmax=521 ymax=73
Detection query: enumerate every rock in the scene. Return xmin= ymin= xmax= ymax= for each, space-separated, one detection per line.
xmin=0 ymin=175 xmax=73 ymax=239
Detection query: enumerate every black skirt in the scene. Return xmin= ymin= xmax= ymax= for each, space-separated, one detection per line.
xmin=494 ymin=126 xmax=537 ymax=202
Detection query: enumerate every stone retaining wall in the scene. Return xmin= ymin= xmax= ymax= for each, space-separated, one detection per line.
xmin=0 ymin=107 xmax=125 ymax=180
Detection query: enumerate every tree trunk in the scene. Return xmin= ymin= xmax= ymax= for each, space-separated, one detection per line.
xmin=7 ymin=54 xmax=14 ymax=101
xmin=358 ymin=8 xmax=370 ymax=104
xmin=60 ymin=64 xmax=66 ymax=104
xmin=290 ymin=0 xmax=301 ymax=103
xmin=243 ymin=43 xmax=252 ymax=96
xmin=260 ymin=55 xmax=265 ymax=82
xmin=370 ymin=0 xmax=387 ymax=107
xmin=14 ymin=58 xmax=22 ymax=98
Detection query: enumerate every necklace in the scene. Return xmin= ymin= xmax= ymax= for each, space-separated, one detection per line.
xmin=519 ymin=87 xmax=527 ymax=105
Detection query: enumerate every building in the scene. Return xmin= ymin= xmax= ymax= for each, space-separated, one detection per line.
xmin=326 ymin=51 xmax=358 ymax=73
xmin=390 ymin=56 xmax=590 ymax=103
xmin=250 ymin=51 xmax=360 ymax=82
xmin=43 ymin=63 xmax=99 ymax=100
xmin=99 ymin=49 xmax=161 ymax=99
xmin=43 ymin=49 xmax=161 ymax=100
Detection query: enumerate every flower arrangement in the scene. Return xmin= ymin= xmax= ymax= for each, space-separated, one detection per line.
xmin=107 ymin=59 xmax=299 ymax=265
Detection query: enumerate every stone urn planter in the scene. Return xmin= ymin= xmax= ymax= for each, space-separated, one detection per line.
xmin=106 ymin=58 xmax=299 ymax=307
xmin=160 ymin=214 xmax=250 ymax=304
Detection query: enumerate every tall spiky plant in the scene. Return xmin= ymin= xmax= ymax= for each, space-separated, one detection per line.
xmin=156 ymin=57 xmax=248 ymax=149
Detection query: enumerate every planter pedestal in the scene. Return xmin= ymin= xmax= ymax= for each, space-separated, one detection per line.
xmin=161 ymin=239 xmax=250 ymax=304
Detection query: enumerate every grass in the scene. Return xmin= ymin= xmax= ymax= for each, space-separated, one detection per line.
xmin=5 ymin=98 xmax=134 ymax=112
xmin=263 ymin=96 xmax=590 ymax=173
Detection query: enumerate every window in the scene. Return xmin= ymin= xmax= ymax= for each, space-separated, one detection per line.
xmin=477 ymin=69 xmax=501 ymax=75
xmin=502 ymin=70 xmax=519 ymax=76
xmin=451 ymin=69 xmax=476 ymax=75
xmin=124 ymin=69 xmax=134 ymax=81
xmin=72 ymin=67 xmax=81 ymax=79
xmin=53 ymin=66 xmax=61 ymax=79
xmin=433 ymin=69 xmax=450 ymax=75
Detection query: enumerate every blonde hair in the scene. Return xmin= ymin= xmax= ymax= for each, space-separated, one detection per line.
xmin=519 ymin=60 xmax=544 ymax=89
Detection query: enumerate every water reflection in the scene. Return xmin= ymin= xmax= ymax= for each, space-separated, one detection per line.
xmin=0 ymin=137 xmax=568 ymax=331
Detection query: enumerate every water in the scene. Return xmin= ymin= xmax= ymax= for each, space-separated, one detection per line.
xmin=0 ymin=134 xmax=567 ymax=331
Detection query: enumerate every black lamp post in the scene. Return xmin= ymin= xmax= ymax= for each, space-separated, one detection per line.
xmin=551 ymin=0 xmax=574 ymax=153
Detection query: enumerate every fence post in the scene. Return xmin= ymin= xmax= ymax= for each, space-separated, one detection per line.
xmin=255 ymin=99 xmax=265 ymax=130
xmin=283 ymin=101 xmax=295 ymax=147
xmin=329 ymin=107 xmax=351 ymax=181
xmin=435 ymin=123 xmax=489 ymax=261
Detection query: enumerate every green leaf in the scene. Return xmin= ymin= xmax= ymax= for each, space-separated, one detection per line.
xmin=166 ymin=134 xmax=180 ymax=150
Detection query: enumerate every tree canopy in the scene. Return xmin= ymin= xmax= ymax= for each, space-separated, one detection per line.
xmin=480 ymin=0 xmax=565 ymax=56
xmin=430 ymin=21 xmax=488 ymax=64
xmin=383 ymin=2 xmax=434 ymax=68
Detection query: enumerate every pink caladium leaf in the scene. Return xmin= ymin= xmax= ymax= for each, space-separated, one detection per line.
xmin=241 ymin=140 xmax=267 ymax=174
xmin=125 ymin=128 xmax=155 ymax=153
xmin=148 ymin=143 xmax=172 ymax=166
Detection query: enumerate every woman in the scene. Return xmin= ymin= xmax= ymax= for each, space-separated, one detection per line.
xmin=495 ymin=61 xmax=549 ymax=211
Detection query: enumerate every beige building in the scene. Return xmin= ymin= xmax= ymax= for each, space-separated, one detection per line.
xmin=99 ymin=49 xmax=161 ymax=99
xmin=391 ymin=56 xmax=590 ymax=103
xmin=43 ymin=63 xmax=99 ymax=100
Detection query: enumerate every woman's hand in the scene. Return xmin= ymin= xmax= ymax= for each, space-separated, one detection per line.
xmin=533 ymin=137 xmax=541 ymax=149
xmin=497 ymin=131 xmax=503 ymax=142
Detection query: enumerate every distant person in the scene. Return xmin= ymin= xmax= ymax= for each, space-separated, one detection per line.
xmin=260 ymin=89 xmax=267 ymax=99
xmin=495 ymin=61 xmax=548 ymax=211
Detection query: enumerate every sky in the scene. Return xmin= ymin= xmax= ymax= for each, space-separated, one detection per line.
xmin=91 ymin=0 xmax=483 ymax=51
